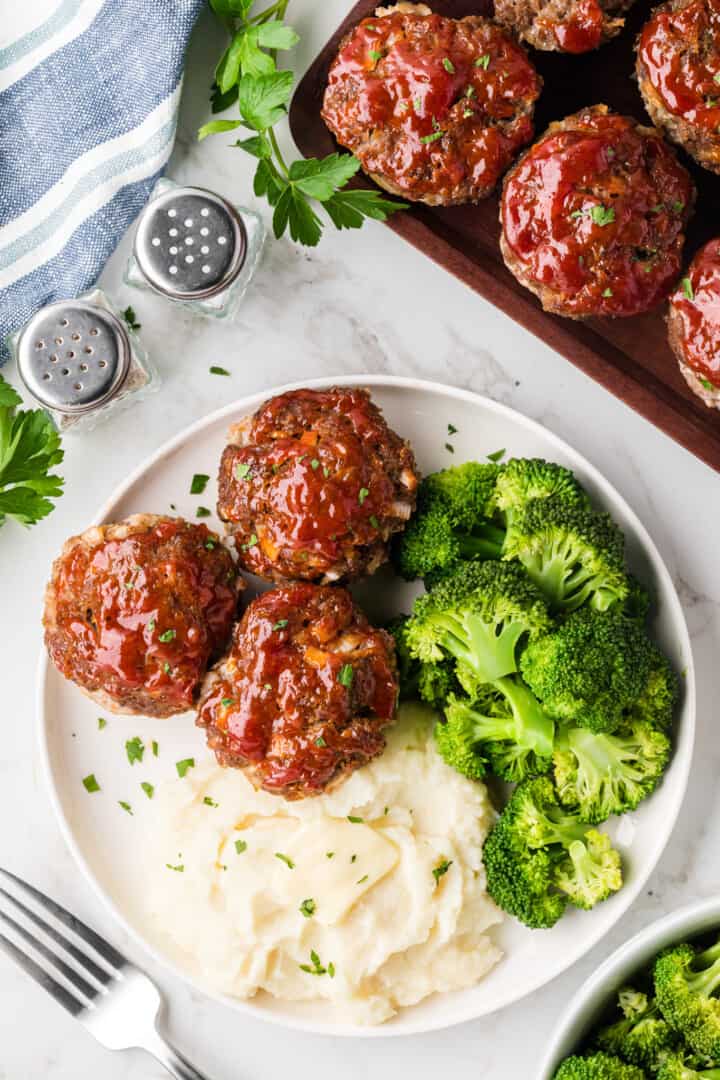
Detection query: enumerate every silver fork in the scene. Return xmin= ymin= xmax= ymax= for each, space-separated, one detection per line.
xmin=0 ymin=866 xmax=210 ymax=1079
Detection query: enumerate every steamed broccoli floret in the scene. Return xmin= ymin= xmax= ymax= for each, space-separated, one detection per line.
xmin=386 ymin=614 xmax=458 ymax=706
xmin=622 ymin=575 xmax=652 ymax=624
xmin=595 ymin=985 xmax=677 ymax=1069
xmin=628 ymin=647 xmax=679 ymax=733
xmin=553 ymin=721 xmax=671 ymax=823
xmin=393 ymin=463 xmax=504 ymax=581
xmin=520 ymin=609 xmax=659 ymax=734
xmin=436 ymin=682 xmax=554 ymax=782
xmin=503 ymin=496 xmax=629 ymax=613
xmin=553 ymin=1053 xmax=647 ymax=1080
xmin=483 ymin=777 xmax=622 ymax=927
xmin=491 ymin=457 xmax=589 ymax=520
xmin=657 ymin=1052 xmax=720 ymax=1079
xmin=386 ymin=615 xmax=420 ymax=701
xmin=655 ymin=941 xmax=720 ymax=1060
xmin=406 ymin=561 xmax=551 ymax=688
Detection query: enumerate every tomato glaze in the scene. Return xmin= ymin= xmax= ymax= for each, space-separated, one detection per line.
xmin=197 ymin=584 xmax=398 ymax=796
xmin=501 ymin=109 xmax=694 ymax=317
xmin=547 ymin=0 xmax=605 ymax=52
xmin=48 ymin=519 xmax=238 ymax=712
xmin=322 ymin=12 xmax=540 ymax=199
xmin=670 ymin=238 xmax=720 ymax=386
xmin=639 ymin=0 xmax=720 ymax=125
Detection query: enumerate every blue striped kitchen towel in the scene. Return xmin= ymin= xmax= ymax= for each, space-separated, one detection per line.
xmin=0 ymin=0 xmax=204 ymax=359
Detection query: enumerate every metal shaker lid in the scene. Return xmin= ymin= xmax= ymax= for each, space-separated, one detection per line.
xmin=133 ymin=186 xmax=247 ymax=300
xmin=16 ymin=301 xmax=131 ymax=414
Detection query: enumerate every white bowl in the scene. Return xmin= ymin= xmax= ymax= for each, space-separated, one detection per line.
xmin=537 ymin=897 xmax=720 ymax=1078
xmin=38 ymin=375 xmax=696 ymax=1036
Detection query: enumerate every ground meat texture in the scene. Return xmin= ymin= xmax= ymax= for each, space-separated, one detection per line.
xmin=197 ymin=584 xmax=398 ymax=798
xmin=320 ymin=5 xmax=541 ymax=205
xmin=667 ymin=238 xmax=720 ymax=408
xmin=43 ymin=515 xmax=241 ymax=718
xmin=217 ymin=387 xmax=419 ymax=584
xmin=637 ymin=0 xmax=720 ymax=174
xmin=500 ymin=106 xmax=695 ymax=319
xmin=495 ymin=0 xmax=633 ymax=53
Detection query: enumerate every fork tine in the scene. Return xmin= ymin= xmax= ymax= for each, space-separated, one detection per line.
xmin=0 ymin=868 xmax=125 ymax=971
xmin=0 ymin=886 xmax=112 ymax=986
xmin=0 ymin=906 xmax=98 ymax=1001
xmin=0 ymin=931 xmax=85 ymax=1017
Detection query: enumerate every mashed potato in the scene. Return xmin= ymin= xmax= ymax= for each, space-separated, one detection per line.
xmin=142 ymin=703 xmax=503 ymax=1024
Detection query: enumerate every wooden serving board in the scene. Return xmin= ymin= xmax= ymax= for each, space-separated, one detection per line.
xmin=289 ymin=0 xmax=720 ymax=472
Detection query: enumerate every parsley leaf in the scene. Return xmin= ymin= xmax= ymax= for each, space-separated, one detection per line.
xmin=125 ymin=737 xmax=145 ymax=766
xmin=141 ymin=782 xmax=154 ymax=799
xmin=191 ymin=473 xmax=210 ymax=494
xmin=0 ymin=374 xmax=64 ymax=527
xmin=82 ymin=774 xmax=100 ymax=793
xmin=235 ymin=838 xmax=248 ymax=854
xmin=122 ymin=306 xmax=141 ymax=331
xmin=119 ymin=801 xmax=133 ymax=815
xmin=590 ymin=205 xmax=615 ymax=227
xmin=338 ymin=663 xmax=354 ymax=689
xmin=299 ymin=898 xmax=316 ymax=918
xmin=176 ymin=758 xmax=195 ymax=778
xmin=432 ymin=858 xmax=453 ymax=886
xmin=288 ymin=153 xmax=361 ymax=201
xmin=682 ymin=277 xmax=695 ymax=301
xmin=275 ymin=852 xmax=295 ymax=869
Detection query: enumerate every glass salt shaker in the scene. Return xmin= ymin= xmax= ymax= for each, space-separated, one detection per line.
xmin=124 ymin=178 xmax=264 ymax=318
xmin=7 ymin=288 xmax=158 ymax=433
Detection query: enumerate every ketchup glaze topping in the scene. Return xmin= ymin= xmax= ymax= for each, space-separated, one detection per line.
xmin=670 ymin=238 xmax=720 ymax=387
xmin=639 ymin=0 xmax=720 ymax=126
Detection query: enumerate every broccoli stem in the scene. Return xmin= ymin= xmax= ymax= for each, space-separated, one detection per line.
xmin=457 ymin=524 xmax=506 ymax=561
xmin=430 ymin=611 xmax=526 ymax=683
xmin=689 ymin=943 xmax=720 ymax=999
xmin=494 ymin=676 xmax=555 ymax=757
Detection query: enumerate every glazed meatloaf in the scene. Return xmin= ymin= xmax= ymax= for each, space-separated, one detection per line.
xmin=667 ymin=238 xmax=720 ymax=408
xmin=495 ymin=0 xmax=634 ymax=53
xmin=637 ymin=0 xmax=720 ymax=174
xmin=196 ymin=584 xmax=399 ymax=799
xmin=500 ymin=106 xmax=695 ymax=319
xmin=321 ymin=3 xmax=541 ymax=205
xmin=217 ymin=387 xmax=419 ymax=584
xmin=44 ymin=515 xmax=241 ymax=717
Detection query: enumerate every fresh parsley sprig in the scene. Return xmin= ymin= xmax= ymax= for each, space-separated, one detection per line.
xmin=0 ymin=374 xmax=64 ymax=528
xmin=200 ymin=0 xmax=406 ymax=246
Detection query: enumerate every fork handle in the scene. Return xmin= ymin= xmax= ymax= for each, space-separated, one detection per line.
xmin=143 ymin=1029 xmax=212 ymax=1080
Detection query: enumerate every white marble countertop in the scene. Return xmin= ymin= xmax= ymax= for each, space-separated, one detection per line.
xmin=1 ymin=3 xmax=719 ymax=1077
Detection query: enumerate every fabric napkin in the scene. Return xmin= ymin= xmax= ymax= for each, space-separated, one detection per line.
xmin=0 ymin=0 xmax=204 ymax=360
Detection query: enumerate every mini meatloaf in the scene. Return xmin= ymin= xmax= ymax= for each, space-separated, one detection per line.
xmin=500 ymin=106 xmax=695 ymax=319
xmin=495 ymin=0 xmax=634 ymax=53
xmin=196 ymin=584 xmax=398 ymax=798
xmin=637 ymin=0 xmax=720 ymax=174
xmin=667 ymin=238 xmax=720 ymax=408
xmin=44 ymin=515 xmax=241 ymax=717
xmin=217 ymin=387 xmax=419 ymax=584
xmin=320 ymin=3 xmax=541 ymax=205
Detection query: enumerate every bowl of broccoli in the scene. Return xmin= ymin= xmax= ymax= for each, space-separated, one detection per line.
xmin=537 ymin=897 xmax=720 ymax=1079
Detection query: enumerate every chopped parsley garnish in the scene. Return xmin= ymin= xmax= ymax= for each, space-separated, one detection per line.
xmin=701 ymin=378 xmax=715 ymax=390
xmin=122 ymin=306 xmax=141 ymax=331
xmin=347 ymin=815 xmax=363 ymax=823
xmin=205 ymin=539 xmax=216 ymax=550
xmin=176 ymin=758 xmax=195 ymax=778
xmin=299 ymin=898 xmax=316 ymax=918
xmin=190 ymin=473 xmax=209 ymax=494
xmin=326 ymin=851 xmax=335 ymax=859
xmin=315 ymin=735 xmax=327 ymax=747
xmin=420 ymin=128 xmax=444 ymax=144
xmin=328 ymin=962 xmax=336 ymax=978
xmin=158 ymin=629 xmax=176 ymax=643
xmin=442 ymin=57 xmax=455 ymax=73
xmin=203 ymin=796 xmax=219 ymax=808
xmin=235 ymin=463 xmax=252 ymax=481
xmin=221 ymin=697 xmax=235 ymax=707
xmin=475 ymin=54 xmax=490 ymax=68
xmin=163 ymin=662 xmax=171 ymax=675
xmin=590 ymin=205 xmax=615 ymax=226
xmin=369 ymin=514 xmax=379 ymax=529
xmin=209 ymin=366 xmax=231 ymax=376
xmin=369 ymin=48 xmax=383 ymax=62
xmin=141 ymin=782 xmax=154 ymax=799
xmin=311 ymin=458 xmax=320 ymax=470
xmin=196 ymin=506 xmax=211 ymax=518
xmin=358 ymin=487 xmax=369 ymax=505
xmin=338 ymin=663 xmax=354 ymax=688
xmin=602 ymin=287 xmax=613 ymax=298
xmin=432 ymin=858 xmax=453 ymax=886
xmin=413 ymin=96 xmax=422 ymax=113
xmin=82 ymin=774 xmax=100 ymax=793
xmin=119 ymin=801 xmax=133 ymax=815
xmin=351 ymin=854 xmax=357 ymax=863
xmin=97 ymin=717 xmax=107 ymax=731
xmin=241 ymin=533 xmax=258 ymax=549
xmin=166 ymin=863 xmax=184 ymax=872
xmin=464 ymin=86 xmax=475 ymax=99
xmin=715 ymin=72 xmax=720 ymax=84
xmin=447 ymin=423 xmax=458 ymax=435
xmin=126 ymin=736 xmax=145 ymax=766
xmin=273 ymin=619 xmax=289 ymax=631
xmin=300 ymin=950 xmax=329 ymax=976
xmin=444 ymin=442 xmax=455 ymax=454
xmin=671 ymin=200 xmax=685 ymax=213
xmin=463 ymin=109 xmax=473 ymax=118
xmin=487 ymin=448 xmax=505 ymax=462
xmin=682 ymin=277 xmax=694 ymax=300
xmin=275 ymin=852 xmax=295 ymax=869
xmin=235 ymin=838 xmax=247 ymax=854
xmin=147 ymin=618 xmax=156 ymax=632
xmin=356 ymin=874 xmax=369 ymax=885
xmin=152 ymin=740 xmax=159 ymax=757
xmin=323 ymin=466 xmax=330 ymax=478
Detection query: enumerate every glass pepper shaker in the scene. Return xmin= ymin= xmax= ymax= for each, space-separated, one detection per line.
xmin=123 ymin=178 xmax=265 ymax=318
xmin=7 ymin=288 xmax=158 ymax=433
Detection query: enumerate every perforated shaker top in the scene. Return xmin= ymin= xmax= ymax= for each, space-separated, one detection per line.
xmin=16 ymin=301 xmax=131 ymax=414
xmin=133 ymin=186 xmax=247 ymax=300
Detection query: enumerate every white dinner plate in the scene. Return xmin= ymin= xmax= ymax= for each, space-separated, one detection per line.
xmin=38 ymin=375 xmax=696 ymax=1037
